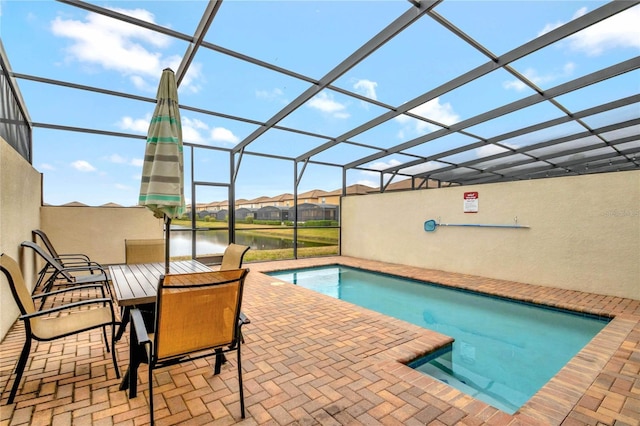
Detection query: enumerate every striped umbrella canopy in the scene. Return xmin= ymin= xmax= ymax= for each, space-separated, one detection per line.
xmin=139 ymin=68 xmax=185 ymax=219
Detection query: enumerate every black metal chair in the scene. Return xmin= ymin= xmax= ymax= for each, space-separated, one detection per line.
xmin=124 ymin=269 xmax=250 ymax=425
xmin=20 ymin=241 xmax=111 ymax=304
xmin=32 ymin=229 xmax=94 ymax=268
xmin=0 ymin=253 xmax=120 ymax=404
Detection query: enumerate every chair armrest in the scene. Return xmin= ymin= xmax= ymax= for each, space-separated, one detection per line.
xmin=31 ymin=283 xmax=107 ymax=298
xmin=31 ymin=283 xmax=108 ymax=299
xmin=61 ymin=263 xmax=106 ymax=274
xmin=130 ymin=308 xmax=152 ymax=345
xmin=56 ymin=258 xmax=93 ymax=267
xmin=56 ymin=253 xmax=91 ymax=262
xmin=20 ymin=297 xmax=113 ymax=319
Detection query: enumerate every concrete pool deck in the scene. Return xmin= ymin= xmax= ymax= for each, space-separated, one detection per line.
xmin=1 ymin=256 xmax=638 ymax=425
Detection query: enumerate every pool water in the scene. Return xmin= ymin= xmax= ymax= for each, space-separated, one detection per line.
xmin=267 ymin=265 xmax=609 ymax=414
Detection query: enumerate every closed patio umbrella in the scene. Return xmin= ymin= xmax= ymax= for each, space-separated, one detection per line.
xmin=139 ymin=68 xmax=185 ymax=273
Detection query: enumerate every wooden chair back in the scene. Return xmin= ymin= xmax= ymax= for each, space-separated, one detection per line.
xmin=154 ymin=269 xmax=249 ymax=361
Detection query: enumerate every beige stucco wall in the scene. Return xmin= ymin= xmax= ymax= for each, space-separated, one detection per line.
xmin=0 ymin=138 xmax=42 ymax=339
xmin=342 ymin=171 xmax=640 ymax=300
xmin=40 ymin=206 xmax=164 ymax=265
xmin=1 ymin=138 xmax=165 ymax=341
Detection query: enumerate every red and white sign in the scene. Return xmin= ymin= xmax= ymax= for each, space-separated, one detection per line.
xmin=464 ymin=191 xmax=478 ymax=213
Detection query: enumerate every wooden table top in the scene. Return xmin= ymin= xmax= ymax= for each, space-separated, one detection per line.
xmin=108 ymin=260 xmax=212 ymax=306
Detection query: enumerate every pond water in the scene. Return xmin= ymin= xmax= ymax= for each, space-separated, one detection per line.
xmin=168 ymin=227 xmax=331 ymax=257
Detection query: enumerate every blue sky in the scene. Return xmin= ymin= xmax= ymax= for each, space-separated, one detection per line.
xmin=1 ymin=1 xmax=638 ymax=206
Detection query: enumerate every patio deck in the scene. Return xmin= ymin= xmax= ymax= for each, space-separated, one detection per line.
xmin=1 ymin=256 xmax=638 ymax=425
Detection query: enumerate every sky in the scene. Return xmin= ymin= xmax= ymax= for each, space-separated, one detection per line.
xmin=1 ymin=0 xmax=638 ymax=206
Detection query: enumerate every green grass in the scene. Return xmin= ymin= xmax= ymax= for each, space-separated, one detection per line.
xmin=173 ymin=219 xmax=339 ymax=244
xmin=243 ymin=246 xmax=339 ymax=262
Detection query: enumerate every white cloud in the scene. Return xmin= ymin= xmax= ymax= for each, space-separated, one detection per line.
xmin=117 ymin=114 xmax=151 ymax=133
xmin=360 ymin=159 xmax=404 ymax=176
xmin=211 ymin=127 xmax=240 ymax=144
xmin=538 ymin=7 xmax=588 ymax=36
xmin=503 ymin=62 xmax=576 ymax=91
xmin=116 ymin=112 xmax=236 ymax=146
xmin=256 ymin=88 xmax=284 ymax=100
xmin=368 ymin=159 xmax=403 ymax=171
xmin=130 ymin=75 xmax=154 ymax=92
xmin=183 ymin=117 xmax=208 ymax=130
xmin=71 ymin=160 xmax=96 ymax=172
xmin=308 ymin=92 xmax=350 ymax=119
xmin=394 ymin=98 xmax=459 ymax=135
xmin=177 ymin=62 xmax=204 ymax=94
xmin=568 ymin=7 xmax=640 ymax=55
xmin=399 ymin=162 xmax=441 ymax=175
xmin=106 ymin=154 xmax=127 ymax=164
xmin=476 ymin=144 xmax=509 ymax=158
xmin=182 ymin=116 xmax=208 ymax=144
xmin=355 ymin=179 xmax=378 ymax=187
xmin=539 ymin=6 xmax=640 ymax=56
xmin=353 ymin=79 xmax=378 ymax=100
xmin=106 ymin=154 xmax=143 ymax=167
xmin=50 ymin=8 xmax=203 ymax=93
xmin=115 ymin=183 xmax=133 ymax=191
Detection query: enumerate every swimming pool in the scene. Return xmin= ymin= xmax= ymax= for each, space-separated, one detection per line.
xmin=267 ymin=265 xmax=609 ymax=414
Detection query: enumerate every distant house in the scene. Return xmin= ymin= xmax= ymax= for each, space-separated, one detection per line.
xmin=235 ymin=207 xmax=256 ymax=220
xmin=290 ymin=203 xmax=339 ymax=222
xmin=324 ymin=184 xmax=375 ymax=204
xmin=215 ymin=209 xmax=228 ymax=221
xmin=256 ymin=205 xmax=290 ymax=222
xmin=197 ymin=210 xmax=213 ymax=219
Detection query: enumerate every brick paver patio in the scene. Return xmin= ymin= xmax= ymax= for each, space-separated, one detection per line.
xmin=1 ymin=256 xmax=638 ymax=425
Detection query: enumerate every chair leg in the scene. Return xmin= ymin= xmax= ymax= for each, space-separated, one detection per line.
xmin=111 ymin=324 xmax=120 ymax=379
xmin=8 ymin=336 xmax=32 ymax=404
xmin=237 ymin=345 xmax=245 ymax=419
xmin=148 ymin=365 xmax=155 ymax=426
xmin=214 ymin=348 xmax=223 ymax=375
xmin=102 ymin=326 xmax=110 ymax=353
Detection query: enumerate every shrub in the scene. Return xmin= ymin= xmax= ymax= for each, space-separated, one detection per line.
xmin=302 ymin=220 xmax=337 ymax=227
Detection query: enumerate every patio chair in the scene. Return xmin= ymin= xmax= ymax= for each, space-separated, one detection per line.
xmin=32 ymin=229 xmax=94 ymax=268
xmin=20 ymin=241 xmax=111 ymax=302
xmin=196 ymin=243 xmax=250 ymax=269
xmin=219 ymin=243 xmax=250 ymax=270
xmin=126 ymin=269 xmax=250 ymax=425
xmin=0 ymin=253 xmax=120 ymax=404
xmin=125 ymin=239 xmax=165 ymax=264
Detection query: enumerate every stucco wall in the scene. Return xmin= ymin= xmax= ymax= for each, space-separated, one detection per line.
xmin=342 ymin=171 xmax=640 ymax=300
xmin=40 ymin=206 xmax=164 ymax=265
xmin=1 ymin=138 xmax=165 ymax=341
xmin=0 ymin=137 xmax=42 ymax=339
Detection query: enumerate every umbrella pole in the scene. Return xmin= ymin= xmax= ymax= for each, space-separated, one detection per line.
xmin=164 ymin=215 xmax=171 ymax=274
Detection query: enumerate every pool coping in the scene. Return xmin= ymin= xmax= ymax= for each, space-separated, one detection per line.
xmin=254 ymin=256 xmax=639 ymax=425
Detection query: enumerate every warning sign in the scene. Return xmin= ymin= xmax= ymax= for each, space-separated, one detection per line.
xmin=464 ymin=192 xmax=478 ymax=213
